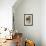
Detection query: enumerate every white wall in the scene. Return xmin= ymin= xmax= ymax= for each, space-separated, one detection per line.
xmin=0 ymin=0 xmax=16 ymax=30
xmin=41 ymin=0 xmax=46 ymax=46
xmin=13 ymin=0 xmax=41 ymax=46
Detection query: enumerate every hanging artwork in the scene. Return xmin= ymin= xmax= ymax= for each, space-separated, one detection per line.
xmin=24 ymin=14 xmax=33 ymax=26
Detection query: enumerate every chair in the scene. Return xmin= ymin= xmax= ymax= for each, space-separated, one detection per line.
xmin=15 ymin=33 xmax=23 ymax=46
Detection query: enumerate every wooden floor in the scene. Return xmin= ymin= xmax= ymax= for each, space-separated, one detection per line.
xmin=0 ymin=39 xmax=16 ymax=46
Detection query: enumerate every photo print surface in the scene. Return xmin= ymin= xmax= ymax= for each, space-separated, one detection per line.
xmin=24 ymin=14 xmax=33 ymax=26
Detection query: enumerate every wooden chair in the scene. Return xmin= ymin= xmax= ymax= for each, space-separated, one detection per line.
xmin=14 ymin=33 xmax=23 ymax=46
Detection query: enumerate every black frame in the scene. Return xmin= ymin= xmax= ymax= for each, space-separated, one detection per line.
xmin=24 ymin=14 xmax=33 ymax=26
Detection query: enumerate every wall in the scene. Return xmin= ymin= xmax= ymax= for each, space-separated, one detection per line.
xmin=41 ymin=0 xmax=46 ymax=46
xmin=0 ymin=0 xmax=16 ymax=30
xmin=13 ymin=0 xmax=41 ymax=46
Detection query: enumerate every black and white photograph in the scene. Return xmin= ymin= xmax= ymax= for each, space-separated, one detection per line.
xmin=24 ymin=14 xmax=33 ymax=26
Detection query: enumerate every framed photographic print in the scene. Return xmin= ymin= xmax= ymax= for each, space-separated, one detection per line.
xmin=24 ymin=14 xmax=33 ymax=26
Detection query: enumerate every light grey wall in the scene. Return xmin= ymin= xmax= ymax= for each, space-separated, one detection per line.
xmin=13 ymin=0 xmax=41 ymax=46
xmin=41 ymin=0 xmax=46 ymax=46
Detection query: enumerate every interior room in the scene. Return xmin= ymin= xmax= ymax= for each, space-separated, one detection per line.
xmin=0 ymin=0 xmax=46 ymax=46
